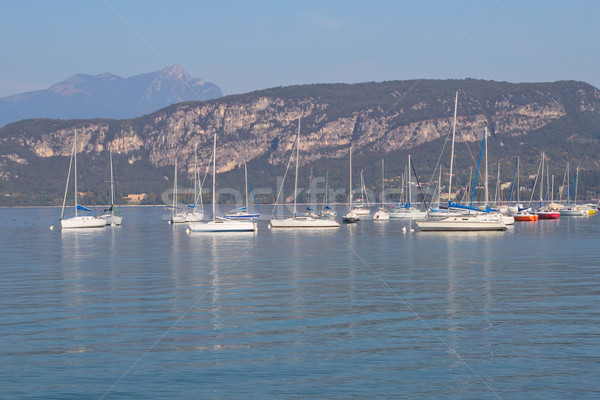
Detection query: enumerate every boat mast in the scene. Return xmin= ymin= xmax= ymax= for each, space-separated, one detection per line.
xmin=109 ymin=145 xmax=115 ymax=208
xmin=74 ymin=129 xmax=78 ymax=216
xmin=551 ymin=174 xmax=554 ymax=203
xmin=496 ymin=162 xmax=501 ymax=205
xmin=381 ymin=159 xmax=385 ymax=205
xmin=212 ymin=132 xmax=217 ymax=222
xmin=194 ymin=143 xmax=198 ymax=211
xmin=517 ymin=156 xmax=520 ymax=206
xmin=61 ymin=136 xmax=76 ymax=220
xmin=484 ymin=127 xmax=489 ymax=208
xmin=408 ymin=154 xmax=412 ymax=206
xmin=293 ymin=118 xmax=300 ymax=216
xmin=245 ymin=163 xmax=249 ymax=211
xmin=173 ymin=159 xmax=177 ymax=218
xmin=349 ymin=145 xmax=353 ymax=209
xmin=539 ymin=151 xmax=544 ymax=206
xmin=574 ymin=166 xmax=579 ymax=205
xmin=448 ymin=91 xmax=459 ymax=208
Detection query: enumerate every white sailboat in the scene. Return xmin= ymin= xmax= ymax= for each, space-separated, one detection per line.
xmin=100 ymin=145 xmax=123 ymax=225
xmin=270 ymin=118 xmax=340 ymax=228
xmin=170 ymin=145 xmax=205 ymax=223
xmin=224 ymin=163 xmax=261 ymax=220
xmin=560 ymin=163 xmax=585 ymax=216
xmin=188 ymin=133 xmax=257 ymax=232
xmin=319 ymin=171 xmax=337 ymax=219
xmin=342 ymin=146 xmax=369 ymax=222
xmin=417 ymin=91 xmax=507 ymax=232
xmin=373 ymin=159 xmax=390 ymax=221
xmin=60 ymin=130 xmax=106 ymax=229
xmin=389 ymin=154 xmax=427 ymax=219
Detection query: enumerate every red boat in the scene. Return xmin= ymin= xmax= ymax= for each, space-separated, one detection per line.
xmin=536 ymin=209 xmax=560 ymax=219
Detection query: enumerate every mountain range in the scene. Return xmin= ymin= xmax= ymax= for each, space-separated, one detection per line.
xmin=0 ymin=65 xmax=222 ymax=127
xmin=1 ymin=78 xmax=600 ymax=206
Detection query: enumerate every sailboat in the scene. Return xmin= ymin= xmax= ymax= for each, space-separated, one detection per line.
xmin=389 ymin=154 xmax=427 ymax=219
xmin=511 ymin=156 xmax=536 ymax=221
xmin=224 ymin=163 xmax=261 ymax=220
xmin=170 ymin=146 xmax=205 ymax=223
xmin=60 ymin=130 xmax=106 ymax=229
xmin=416 ymin=91 xmax=507 ymax=232
xmin=559 ymin=163 xmax=585 ymax=216
xmin=100 ymin=145 xmax=123 ymax=225
xmin=342 ymin=146 xmax=370 ymax=222
xmin=188 ymin=133 xmax=257 ymax=232
xmin=373 ymin=159 xmax=390 ymax=220
xmin=270 ymin=118 xmax=340 ymax=228
xmin=535 ymin=151 xmax=560 ymax=219
xmin=319 ymin=171 xmax=337 ymax=219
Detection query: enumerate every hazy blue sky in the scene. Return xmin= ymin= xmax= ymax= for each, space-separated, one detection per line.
xmin=1 ymin=0 xmax=598 ymax=97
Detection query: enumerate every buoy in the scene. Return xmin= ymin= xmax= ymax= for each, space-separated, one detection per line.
xmin=402 ymin=226 xmax=407 ymax=233
xmin=186 ymin=228 xmax=191 ymax=234
xmin=168 ymin=220 xmax=172 ymax=224
xmin=49 ymin=225 xmax=54 ymax=230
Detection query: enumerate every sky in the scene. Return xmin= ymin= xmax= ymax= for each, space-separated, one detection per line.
xmin=1 ymin=0 xmax=599 ymax=98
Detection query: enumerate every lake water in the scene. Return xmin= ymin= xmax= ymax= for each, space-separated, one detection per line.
xmin=1 ymin=206 xmax=599 ymax=399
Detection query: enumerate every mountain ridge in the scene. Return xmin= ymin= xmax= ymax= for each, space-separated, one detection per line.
xmin=0 ymin=65 xmax=222 ymax=126
xmin=1 ymin=78 xmax=600 ymax=206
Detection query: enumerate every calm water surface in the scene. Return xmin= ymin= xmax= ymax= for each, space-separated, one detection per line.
xmin=1 ymin=207 xmax=599 ymax=399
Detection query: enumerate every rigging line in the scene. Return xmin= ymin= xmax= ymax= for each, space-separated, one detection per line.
xmin=424 ymin=122 xmax=453 ymax=201
xmin=60 ymin=137 xmax=76 ymax=219
xmin=271 ymin=132 xmax=299 ymax=218
xmin=528 ymin=156 xmax=543 ymax=207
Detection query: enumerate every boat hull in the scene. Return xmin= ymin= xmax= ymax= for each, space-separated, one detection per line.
xmin=389 ymin=210 xmax=427 ymax=219
xmin=270 ymin=217 xmax=340 ymax=228
xmin=171 ymin=212 xmax=205 ymax=223
xmin=417 ymin=216 xmax=507 ymax=231
xmin=536 ymin=211 xmax=560 ymax=219
xmin=188 ymin=220 xmax=257 ymax=232
xmin=514 ymin=214 xmax=538 ymax=222
xmin=101 ymin=213 xmax=123 ymax=225
xmin=223 ymin=212 xmax=261 ymax=220
xmin=559 ymin=208 xmax=585 ymax=216
xmin=373 ymin=210 xmax=390 ymax=220
xmin=61 ymin=216 xmax=106 ymax=229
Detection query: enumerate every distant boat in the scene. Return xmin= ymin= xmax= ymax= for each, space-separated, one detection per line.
xmin=534 ymin=151 xmax=559 ymax=220
xmin=373 ymin=159 xmax=390 ymax=221
xmin=389 ymin=154 xmax=426 ymax=220
xmin=559 ymin=164 xmax=585 ymax=217
xmin=270 ymin=118 xmax=340 ymax=228
xmin=100 ymin=145 xmax=123 ymax=226
xmin=319 ymin=171 xmax=338 ymax=219
xmin=170 ymin=146 xmax=205 ymax=223
xmin=224 ymin=163 xmax=261 ymax=220
xmin=188 ymin=132 xmax=257 ymax=232
xmin=514 ymin=209 xmax=538 ymax=222
xmin=342 ymin=146 xmax=368 ymax=223
xmin=60 ymin=130 xmax=105 ymax=229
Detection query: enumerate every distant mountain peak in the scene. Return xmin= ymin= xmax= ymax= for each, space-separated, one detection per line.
xmin=159 ymin=64 xmax=190 ymax=80
xmin=0 ymin=65 xmax=222 ymax=126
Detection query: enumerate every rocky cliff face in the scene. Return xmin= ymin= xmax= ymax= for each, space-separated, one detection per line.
xmin=1 ymin=78 xmax=600 ymax=203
